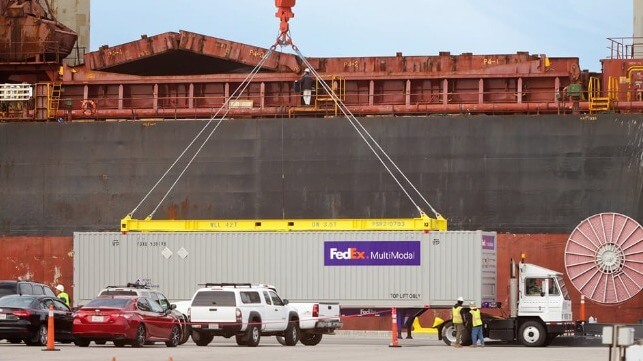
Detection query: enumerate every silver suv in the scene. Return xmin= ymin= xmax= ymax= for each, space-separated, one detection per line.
xmin=189 ymin=283 xmax=300 ymax=347
xmin=98 ymin=281 xmax=190 ymax=345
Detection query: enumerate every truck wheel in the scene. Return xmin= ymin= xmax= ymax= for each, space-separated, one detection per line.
xmin=192 ymin=330 xmax=213 ymax=346
xmin=440 ymin=321 xmax=456 ymax=346
xmin=300 ymin=333 xmax=322 ymax=346
xmin=235 ymin=335 xmax=247 ymax=346
xmin=518 ymin=321 xmax=547 ymax=347
xmin=283 ymin=321 xmax=300 ymax=346
xmin=245 ymin=324 xmax=261 ymax=347
xmin=275 ymin=336 xmax=286 ymax=345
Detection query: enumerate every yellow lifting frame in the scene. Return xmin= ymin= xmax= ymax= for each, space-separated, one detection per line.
xmin=120 ymin=213 xmax=447 ymax=233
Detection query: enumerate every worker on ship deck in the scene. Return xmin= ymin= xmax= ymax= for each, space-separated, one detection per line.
xmin=300 ymin=68 xmax=314 ymax=106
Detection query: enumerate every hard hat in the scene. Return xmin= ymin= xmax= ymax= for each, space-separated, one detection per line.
xmin=457 ymin=296 xmax=464 ymax=302
xmin=56 ymin=285 xmax=64 ymax=292
xmin=304 ymin=68 xmax=310 ymax=73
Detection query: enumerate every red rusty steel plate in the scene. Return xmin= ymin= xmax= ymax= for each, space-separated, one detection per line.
xmin=565 ymin=213 xmax=643 ymax=304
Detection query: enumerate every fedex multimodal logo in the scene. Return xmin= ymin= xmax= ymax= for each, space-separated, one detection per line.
xmin=324 ymin=241 xmax=421 ymax=266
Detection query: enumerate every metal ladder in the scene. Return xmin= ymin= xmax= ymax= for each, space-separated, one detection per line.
xmin=588 ymin=77 xmax=610 ymax=113
xmin=47 ymin=82 xmax=62 ymax=119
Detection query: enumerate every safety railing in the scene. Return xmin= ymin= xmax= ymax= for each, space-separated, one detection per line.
xmin=606 ymin=37 xmax=643 ymax=59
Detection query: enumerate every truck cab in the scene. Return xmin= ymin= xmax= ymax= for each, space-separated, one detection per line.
xmin=518 ymin=263 xmax=572 ymax=322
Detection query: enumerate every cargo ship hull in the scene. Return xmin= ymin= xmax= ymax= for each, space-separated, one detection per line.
xmin=1 ymin=114 xmax=641 ymax=235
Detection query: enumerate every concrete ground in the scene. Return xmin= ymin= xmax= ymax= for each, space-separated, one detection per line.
xmin=0 ymin=334 xmax=624 ymax=361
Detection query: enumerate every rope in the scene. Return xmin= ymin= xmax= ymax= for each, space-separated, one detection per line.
xmin=293 ymin=47 xmax=441 ymax=218
xmin=128 ymin=47 xmax=276 ymax=219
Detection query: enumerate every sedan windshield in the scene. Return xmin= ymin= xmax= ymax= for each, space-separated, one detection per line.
xmin=0 ymin=295 xmax=35 ymax=308
xmin=84 ymin=298 xmax=130 ymax=309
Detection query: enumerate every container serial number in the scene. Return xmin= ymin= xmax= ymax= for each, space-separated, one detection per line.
xmin=137 ymin=241 xmax=167 ymax=247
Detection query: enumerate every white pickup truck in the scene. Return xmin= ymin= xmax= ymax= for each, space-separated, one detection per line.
xmin=188 ymin=283 xmax=301 ymax=347
xmin=279 ymin=302 xmax=342 ymax=346
xmin=186 ymin=283 xmax=342 ymax=347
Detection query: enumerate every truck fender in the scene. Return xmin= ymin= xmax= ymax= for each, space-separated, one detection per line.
xmin=288 ymin=311 xmax=300 ymax=328
xmin=247 ymin=311 xmax=263 ymax=330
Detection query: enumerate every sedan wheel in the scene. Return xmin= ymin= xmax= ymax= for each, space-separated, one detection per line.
xmin=165 ymin=326 xmax=180 ymax=347
xmin=27 ymin=325 xmax=47 ymax=346
xmin=74 ymin=338 xmax=90 ymax=347
xmin=132 ymin=324 xmax=146 ymax=348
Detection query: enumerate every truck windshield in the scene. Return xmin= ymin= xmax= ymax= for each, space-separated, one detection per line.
xmin=556 ymin=276 xmax=570 ymax=300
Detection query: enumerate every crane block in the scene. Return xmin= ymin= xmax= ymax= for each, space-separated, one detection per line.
xmin=275 ymin=0 xmax=295 ymax=35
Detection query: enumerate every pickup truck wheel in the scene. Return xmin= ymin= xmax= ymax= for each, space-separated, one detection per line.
xmin=235 ymin=335 xmax=247 ymax=346
xmin=300 ymin=333 xmax=322 ymax=346
xmin=518 ymin=321 xmax=547 ymax=347
xmin=192 ymin=330 xmax=213 ymax=346
xmin=283 ymin=321 xmax=300 ymax=346
xmin=276 ymin=336 xmax=286 ymax=345
xmin=440 ymin=321 xmax=456 ymax=346
xmin=245 ymin=324 xmax=261 ymax=347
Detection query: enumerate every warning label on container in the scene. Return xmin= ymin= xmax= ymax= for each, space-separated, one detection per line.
xmin=324 ymin=241 xmax=421 ymax=266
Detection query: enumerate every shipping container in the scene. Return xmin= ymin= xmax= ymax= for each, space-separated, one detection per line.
xmin=73 ymin=231 xmax=496 ymax=308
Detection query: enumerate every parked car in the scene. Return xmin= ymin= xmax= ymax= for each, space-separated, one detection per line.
xmin=97 ymin=282 xmax=190 ymax=345
xmin=72 ymin=296 xmax=181 ymax=347
xmin=0 ymin=280 xmax=56 ymax=299
xmin=0 ymin=295 xmax=74 ymax=346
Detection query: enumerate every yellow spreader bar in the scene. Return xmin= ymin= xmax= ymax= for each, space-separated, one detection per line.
xmin=120 ymin=213 xmax=447 ymax=232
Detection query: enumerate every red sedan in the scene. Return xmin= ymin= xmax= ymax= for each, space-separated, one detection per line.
xmin=73 ymin=296 xmax=181 ymax=347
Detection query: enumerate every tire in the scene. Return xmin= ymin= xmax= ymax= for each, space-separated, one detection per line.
xmin=440 ymin=321 xmax=455 ymax=346
xmin=165 ymin=325 xmax=180 ymax=347
xmin=132 ymin=324 xmax=146 ymax=348
xmin=235 ymin=335 xmax=247 ymax=346
xmin=74 ymin=338 xmax=90 ymax=347
xmin=283 ymin=320 xmax=300 ymax=346
xmin=300 ymin=333 xmax=323 ymax=346
xmin=26 ymin=325 xmax=47 ymax=346
xmin=245 ymin=323 xmax=261 ymax=347
xmin=94 ymin=340 xmax=107 ymax=345
xmin=275 ymin=336 xmax=285 ymax=345
xmin=179 ymin=323 xmax=191 ymax=345
xmin=192 ymin=330 xmax=213 ymax=347
xmin=518 ymin=320 xmax=547 ymax=347
xmin=113 ymin=340 xmax=126 ymax=347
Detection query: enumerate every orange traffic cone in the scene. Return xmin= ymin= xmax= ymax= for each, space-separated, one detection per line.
xmin=42 ymin=304 xmax=60 ymax=351
xmin=389 ymin=307 xmax=401 ymax=348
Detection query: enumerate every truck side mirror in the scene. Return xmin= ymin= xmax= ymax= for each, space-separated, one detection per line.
xmin=283 ymin=299 xmax=289 ymax=305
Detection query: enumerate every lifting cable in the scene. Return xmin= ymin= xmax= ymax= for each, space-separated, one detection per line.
xmin=128 ymin=25 xmax=441 ymax=221
xmin=291 ymin=45 xmax=442 ymax=219
xmin=127 ymin=46 xmax=277 ymax=219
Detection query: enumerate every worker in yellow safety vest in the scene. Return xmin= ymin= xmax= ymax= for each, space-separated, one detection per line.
xmin=452 ymin=296 xmax=465 ymax=348
xmin=470 ymin=301 xmax=484 ymax=347
xmin=55 ymin=284 xmax=70 ymax=306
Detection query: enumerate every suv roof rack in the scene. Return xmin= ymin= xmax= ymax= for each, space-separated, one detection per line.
xmin=106 ymin=280 xmax=158 ymax=289
xmin=200 ymin=283 xmax=253 ymax=288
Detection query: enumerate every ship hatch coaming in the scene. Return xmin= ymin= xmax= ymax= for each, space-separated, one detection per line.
xmin=100 ymin=50 xmax=266 ymax=76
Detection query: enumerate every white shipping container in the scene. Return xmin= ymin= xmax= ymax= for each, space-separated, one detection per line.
xmin=73 ymin=231 xmax=496 ymax=308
